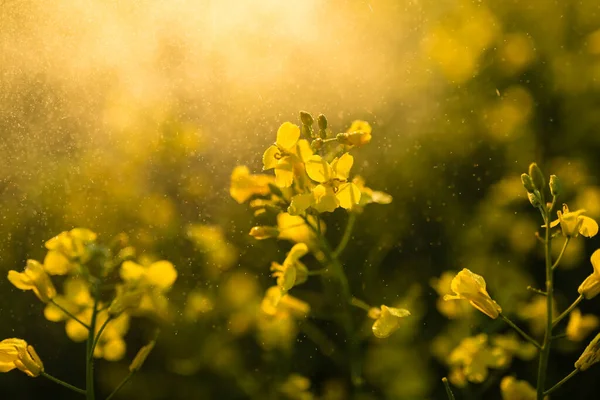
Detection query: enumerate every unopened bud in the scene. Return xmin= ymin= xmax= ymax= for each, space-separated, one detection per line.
xmin=521 ymin=174 xmax=536 ymax=194
xmin=575 ymin=332 xmax=600 ymax=371
xmin=249 ymin=226 xmax=279 ymax=240
xmin=549 ymin=175 xmax=562 ymax=197
xmin=317 ymin=114 xmax=328 ymax=131
xmin=300 ymin=111 xmax=314 ymax=127
xmin=528 ymin=192 xmax=542 ymax=208
xmin=528 ymin=163 xmax=545 ymax=191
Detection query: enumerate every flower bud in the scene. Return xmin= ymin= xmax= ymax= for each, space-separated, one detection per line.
xmin=527 ymin=192 xmax=542 ymax=208
xmin=528 ymin=163 xmax=545 ymax=191
xmin=575 ymin=332 xmax=600 ymax=371
xmin=549 ymin=175 xmax=562 ymax=197
xmin=317 ymin=114 xmax=328 ymax=131
xmin=521 ymin=174 xmax=536 ymax=194
xmin=299 ymin=111 xmax=314 ymax=127
xmin=129 ymin=336 xmax=157 ymax=372
xmin=249 ymin=226 xmax=279 ymax=240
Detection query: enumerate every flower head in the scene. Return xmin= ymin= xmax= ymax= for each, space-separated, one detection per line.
xmin=448 ymin=334 xmax=509 ymax=384
xmin=262 ymin=122 xmax=312 ymax=187
xmin=444 ymin=268 xmax=502 ymax=319
xmin=271 ymin=243 xmax=309 ymax=291
xmin=8 ymin=260 xmax=56 ymax=303
xmin=305 ymin=153 xmax=361 ymax=212
xmin=336 ymin=120 xmax=372 ymax=147
xmin=0 ymin=339 xmax=44 ymax=377
xmin=500 ymin=376 xmax=536 ymax=400
xmin=548 ymin=204 xmax=598 ymax=238
xmin=579 ymin=249 xmax=600 ymax=299
xmin=567 ymin=308 xmax=600 ymax=342
xmin=230 ymin=165 xmax=275 ymax=204
xmin=44 ymin=228 xmax=97 ymax=275
xmin=369 ymin=305 xmax=411 ymax=338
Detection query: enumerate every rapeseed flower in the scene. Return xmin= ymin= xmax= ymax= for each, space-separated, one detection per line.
xmin=8 ymin=260 xmax=56 ymax=303
xmin=444 ymin=268 xmax=502 ymax=319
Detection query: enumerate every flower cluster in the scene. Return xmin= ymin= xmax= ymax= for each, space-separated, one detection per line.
xmin=6 ymin=228 xmax=176 ymax=364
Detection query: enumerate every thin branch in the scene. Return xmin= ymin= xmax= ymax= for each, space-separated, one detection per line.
xmin=50 ymin=299 xmax=90 ymax=330
xmin=544 ymin=369 xmax=579 ymax=396
xmin=500 ymin=314 xmax=542 ymax=350
xmin=552 ymin=294 xmax=584 ymax=328
xmin=41 ymin=371 xmax=86 ymax=395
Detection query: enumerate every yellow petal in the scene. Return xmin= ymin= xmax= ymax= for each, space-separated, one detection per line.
xmin=120 ymin=261 xmax=146 ymax=282
xmin=331 ymin=153 xmax=354 ymax=181
xmin=288 ymin=193 xmax=313 ymax=215
xmin=262 ymin=145 xmax=280 ymax=170
xmin=146 ymin=261 xmax=177 ymax=289
xmin=274 ymin=160 xmax=294 ymax=187
xmin=295 ymin=139 xmax=313 ymax=162
xmin=276 ymin=122 xmax=300 ymax=151
xmin=100 ymin=338 xmax=126 ymax=361
xmin=578 ymin=216 xmax=599 ymax=238
xmin=305 ymin=156 xmax=332 ymax=183
xmin=43 ymin=250 xmax=71 ymax=275
xmin=336 ymin=182 xmax=361 ymax=209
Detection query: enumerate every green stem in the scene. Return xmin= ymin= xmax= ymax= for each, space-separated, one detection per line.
xmin=86 ymin=290 xmax=100 ymax=400
xmin=543 ymin=369 xmax=579 ymax=396
xmin=50 ymin=299 xmax=90 ymax=330
xmin=90 ymin=316 xmax=113 ymax=358
xmin=552 ymin=294 xmax=584 ymax=328
xmin=551 ymin=238 xmax=570 ymax=270
xmin=303 ymin=215 xmax=360 ymax=385
xmin=40 ymin=371 xmax=86 ymax=395
xmin=500 ymin=314 xmax=542 ymax=350
xmin=442 ymin=377 xmax=456 ymax=400
xmin=526 ymin=286 xmax=547 ymax=296
xmin=105 ymin=372 xmax=134 ymax=400
xmin=537 ymin=203 xmax=555 ymax=400
xmin=350 ymin=297 xmax=371 ymax=312
xmin=299 ymin=320 xmax=342 ymax=364
xmin=333 ymin=213 xmax=356 ymax=258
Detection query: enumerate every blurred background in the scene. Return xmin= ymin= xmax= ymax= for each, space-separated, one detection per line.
xmin=1 ymin=0 xmax=600 ymax=398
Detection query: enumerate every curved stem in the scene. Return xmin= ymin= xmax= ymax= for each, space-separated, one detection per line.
xmin=551 ymin=237 xmax=570 ymax=270
xmin=544 ymin=369 xmax=579 ymax=396
xmin=333 ymin=213 xmax=356 ymax=258
xmin=299 ymin=320 xmax=341 ymax=364
xmin=90 ymin=316 xmax=113 ymax=358
xmin=552 ymin=294 xmax=584 ymax=328
xmin=50 ymin=299 xmax=90 ymax=330
xmin=40 ymin=371 xmax=86 ymax=395
xmin=105 ymin=372 xmax=134 ymax=400
xmin=500 ymin=314 xmax=542 ymax=350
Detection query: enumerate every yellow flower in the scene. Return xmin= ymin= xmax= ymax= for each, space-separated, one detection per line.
xmin=92 ymin=312 xmax=130 ymax=361
xmin=271 ymin=243 xmax=309 ymax=291
xmin=431 ymin=271 xmax=473 ymax=319
xmin=119 ymin=259 xmax=177 ymax=319
xmin=229 ymin=165 xmax=275 ymax=204
xmin=369 ymin=305 xmax=411 ymax=338
xmin=352 ymin=176 xmax=392 ymax=208
xmin=448 ymin=334 xmax=509 ymax=384
xmin=262 ymin=122 xmax=313 ymax=187
xmin=280 ymin=374 xmax=314 ymax=400
xmin=8 ymin=260 xmax=56 ymax=303
xmin=518 ymin=296 xmax=558 ymax=337
xmin=305 ymin=153 xmax=361 ymax=212
xmin=443 ymin=268 xmax=502 ymax=319
xmin=0 ymin=339 xmax=44 ymax=377
xmin=336 ymin=120 xmax=372 ymax=147
xmin=491 ymin=333 xmax=537 ymax=361
xmin=44 ymin=228 xmax=97 ymax=275
xmin=500 ymin=376 xmax=536 ymax=400
xmin=575 ymin=332 xmax=600 ymax=371
xmin=548 ymin=204 xmax=599 ymax=238
xmin=567 ymin=309 xmax=599 ymax=342
xmin=579 ymin=249 xmax=600 ymax=299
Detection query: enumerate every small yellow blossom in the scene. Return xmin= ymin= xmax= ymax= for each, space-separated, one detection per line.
xmin=575 ymin=332 xmax=600 ymax=371
xmin=448 ymin=334 xmax=509 ymax=384
xmin=271 ymin=243 xmax=309 ymax=291
xmin=518 ymin=296 xmax=558 ymax=337
xmin=305 ymin=153 xmax=361 ymax=212
xmin=187 ymin=224 xmax=237 ymax=274
xmin=444 ymin=268 xmax=502 ymax=319
xmin=431 ymin=271 xmax=473 ymax=319
xmin=262 ymin=122 xmax=312 ymax=187
xmin=491 ymin=334 xmax=537 ymax=361
xmin=548 ymin=204 xmax=599 ymax=238
xmin=44 ymin=277 xmax=92 ymax=323
xmin=579 ymin=249 xmax=600 ymax=299
xmin=500 ymin=376 xmax=536 ymax=400
xmin=92 ymin=312 xmax=130 ymax=361
xmin=336 ymin=120 xmax=372 ymax=147
xmin=183 ymin=290 xmax=214 ymax=322
xmin=44 ymin=228 xmax=97 ymax=275
xmin=567 ymin=309 xmax=600 ymax=342
xmin=352 ymin=176 xmax=392 ymax=208
xmin=0 ymin=339 xmax=44 ymax=377
xmin=229 ymin=165 xmax=275 ymax=204
xmin=369 ymin=305 xmax=411 ymax=338
xmin=8 ymin=260 xmax=56 ymax=303
xmin=280 ymin=374 xmax=314 ymax=400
